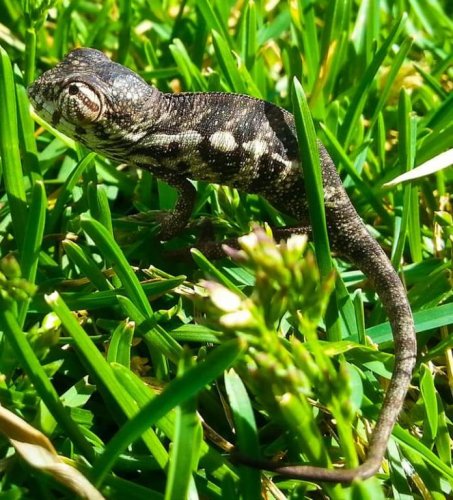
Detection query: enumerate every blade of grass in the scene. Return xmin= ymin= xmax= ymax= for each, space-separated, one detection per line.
xmin=224 ymin=369 xmax=261 ymax=500
xmin=0 ymin=45 xmax=28 ymax=252
xmin=212 ymin=30 xmax=247 ymax=94
xmin=408 ymin=183 xmax=422 ymax=263
xmin=103 ymin=475 xmax=164 ymax=500
xmin=24 ymin=27 xmax=37 ymax=85
xmin=190 ymin=248 xmax=245 ymax=297
xmin=367 ymin=37 xmax=413 ymax=136
xmin=15 ymin=74 xmax=41 ymax=182
xmin=111 ymin=362 xmax=237 ymax=482
xmin=31 ymin=276 xmax=185 ymax=312
xmin=387 ymin=438 xmax=412 ymax=496
xmin=435 ymin=396 xmax=451 ymax=467
xmin=169 ymin=39 xmax=208 ymax=92
xmin=365 ymin=303 xmax=453 ymax=344
xmin=80 ymin=216 xmax=152 ymax=317
xmin=291 ymin=0 xmax=320 ymax=90
xmin=320 ymin=123 xmax=391 ymax=224
xmin=117 ymin=0 xmax=132 ymax=64
xmin=385 ymin=148 xmax=453 ymax=186
xmin=116 ymin=295 xmax=182 ymax=364
xmin=338 ymin=15 xmax=406 ymax=150
xmin=351 ymin=0 xmax=379 ymax=66
xmin=17 ymin=181 xmax=47 ymax=326
xmin=241 ymin=0 xmax=257 ymax=73
xmin=334 ymin=270 xmax=358 ymax=337
xmin=62 ymin=239 xmax=113 ymax=292
xmin=414 ymin=63 xmax=449 ymax=99
xmin=196 ymin=0 xmax=231 ymax=46
xmin=291 ymin=77 xmax=341 ymax=341
xmin=416 ymin=123 xmax=453 ymax=164
xmin=419 ymin=364 xmax=438 ymax=443
xmin=91 ymin=338 xmax=245 ymax=486
xmin=45 ymin=291 xmax=170 ymax=469
xmin=48 ymin=152 xmax=96 ymax=232
xmin=0 ymin=305 xmax=94 ymax=461
xmin=87 ymin=182 xmax=114 ymax=236
xmin=393 ymin=425 xmax=453 ymax=481
xmin=353 ymin=289 xmax=366 ymax=345
xmin=106 ymin=319 xmax=135 ymax=368
xmin=164 ymin=354 xmax=202 ymax=500
xmin=391 ymin=89 xmax=417 ymax=268
xmin=169 ymin=326 xmax=219 ymax=344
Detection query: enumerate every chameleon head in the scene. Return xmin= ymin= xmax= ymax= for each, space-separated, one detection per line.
xmin=28 ymin=48 xmax=157 ymax=159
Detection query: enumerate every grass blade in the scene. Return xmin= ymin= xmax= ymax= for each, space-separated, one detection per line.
xmin=391 ymin=89 xmax=417 ymax=268
xmin=338 ymin=15 xmax=406 ymax=149
xmin=116 ymin=295 xmax=183 ymax=364
xmin=196 ymin=0 xmax=231 ymax=45
xmin=0 ymin=45 xmax=28 ymax=252
xmin=241 ymin=0 xmax=258 ymax=73
xmin=164 ymin=354 xmax=202 ymax=500
xmin=91 ymin=339 xmax=245 ymax=485
xmin=212 ymin=30 xmax=247 ymax=94
xmin=48 ymin=152 xmax=96 ymax=232
xmin=80 ymin=215 xmax=153 ymax=317
xmin=62 ymin=239 xmax=112 ymax=292
xmin=45 ymin=291 xmax=170 ymax=469
xmin=366 ymin=303 xmax=453 ymax=343
xmin=111 ymin=362 xmax=236 ymax=482
xmin=420 ymin=364 xmax=438 ymax=443
xmin=0 ymin=306 xmax=94 ymax=461
xmin=17 ymin=180 xmax=47 ymax=325
xmin=291 ymin=77 xmax=341 ymax=340
xmin=291 ymin=0 xmax=320 ymax=90
xmin=224 ymin=369 xmax=261 ymax=500
xmin=190 ymin=248 xmax=245 ymax=297
xmin=107 ymin=319 xmax=135 ymax=368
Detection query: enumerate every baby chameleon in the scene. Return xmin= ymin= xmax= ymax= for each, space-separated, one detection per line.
xmin=28 ymin=48 xmax=416 ymax=483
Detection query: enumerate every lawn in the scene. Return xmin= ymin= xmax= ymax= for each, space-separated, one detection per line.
xmin=0 ymin=0 xmax=452 ymax=498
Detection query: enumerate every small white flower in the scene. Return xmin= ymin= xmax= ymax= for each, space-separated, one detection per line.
xmin=286 ymin=234 xmax=307 ymax=254
xmin=238 ymin=231 xmax=259 ymax=251
xmin=203 ymin=282 xmax=242 ymax=312
xmin=219 ymin=310 xmax=254 ymax=328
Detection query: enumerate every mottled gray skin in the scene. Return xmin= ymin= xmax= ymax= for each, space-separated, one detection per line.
xmin=28 ymin=48 xmax=416 ymax=482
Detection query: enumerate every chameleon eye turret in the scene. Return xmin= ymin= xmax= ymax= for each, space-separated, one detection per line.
xmin=58 ymin=82 xmax=104 ymax=125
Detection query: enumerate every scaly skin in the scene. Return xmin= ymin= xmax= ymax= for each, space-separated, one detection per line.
xmin=28 ymin=48 xmax=417 ymax=483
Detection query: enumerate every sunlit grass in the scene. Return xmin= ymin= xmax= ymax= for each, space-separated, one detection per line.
xmin=0 ymin=1 xmax=452 ymax=498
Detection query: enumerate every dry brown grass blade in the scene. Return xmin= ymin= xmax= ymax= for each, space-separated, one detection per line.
xmin=0 ymin=404 xmax=103 ymax=500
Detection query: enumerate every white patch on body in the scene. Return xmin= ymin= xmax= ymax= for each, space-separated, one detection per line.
xmin=147 ymin=131 xmax=203 ymax=148
xmin=209 ymin=131 xmax=237 ymax=152
xmin=122 ymin=130 xmax=148 ymax=144
xmin=323 ymin=185 xmax=342 ymax=202
xmin=270 ymin=152 xmax=293 ymax=169
xmin=242 ymin=139 xmax=268 ymax=157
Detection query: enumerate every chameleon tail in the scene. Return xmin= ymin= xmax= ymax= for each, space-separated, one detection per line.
xmin=315 ymin=144 xmax=417 ymax=479
xmin=331 ymin=218 xmax=417 ymax=480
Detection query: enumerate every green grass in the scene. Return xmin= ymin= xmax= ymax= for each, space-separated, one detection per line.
xmin=0 ymin=0 xmax=452 ymax=498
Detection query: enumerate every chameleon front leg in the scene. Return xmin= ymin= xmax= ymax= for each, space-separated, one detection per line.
xmin=154 ymin=176 xmax=197 ymax=240
xmin=155 ymin=169 xmax=312 ymax=250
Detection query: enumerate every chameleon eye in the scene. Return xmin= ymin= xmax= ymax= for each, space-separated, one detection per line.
xmin=58 ymin=82 xmax=104 ymax=125
xmin=68 ymin=84 xmax=80 ymax=95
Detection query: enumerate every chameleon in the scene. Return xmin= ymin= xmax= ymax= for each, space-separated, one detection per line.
xmin=28 ymin=47 xmax=417 ymax=483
